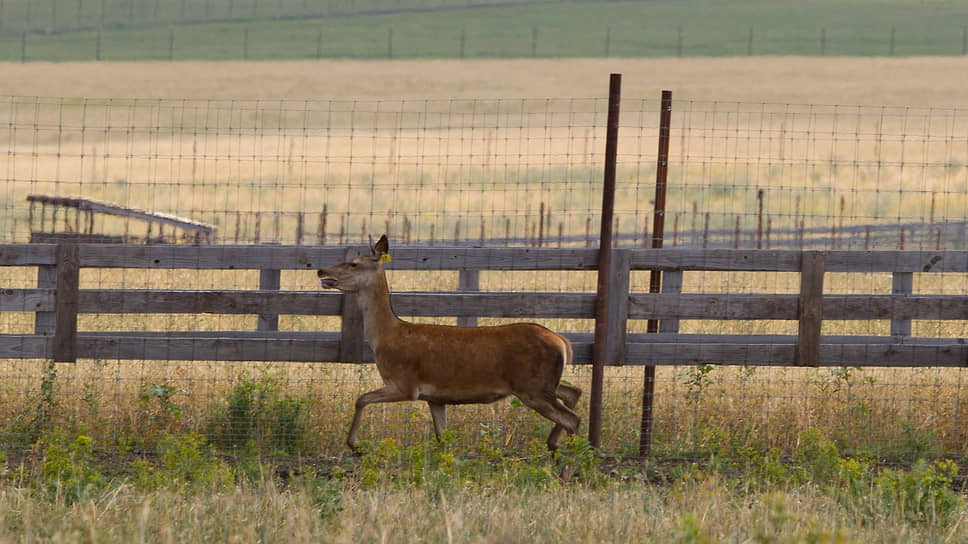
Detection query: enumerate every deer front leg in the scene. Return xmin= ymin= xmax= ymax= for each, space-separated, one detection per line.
xmin=347 ymin=384 xmax=412 ymax=452
xmin=427 ymin=401 xmax=447 ymax=441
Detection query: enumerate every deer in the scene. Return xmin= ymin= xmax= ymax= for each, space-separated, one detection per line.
xmin=317 ymin=234 xmax=582 ymax=452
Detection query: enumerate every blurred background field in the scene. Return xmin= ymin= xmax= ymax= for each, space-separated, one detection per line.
xmin=1 ymin=0 xmax=967 ymax=61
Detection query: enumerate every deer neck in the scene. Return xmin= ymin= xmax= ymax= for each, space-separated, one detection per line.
xmin=355 ymin=269 xmax=400 ymax=351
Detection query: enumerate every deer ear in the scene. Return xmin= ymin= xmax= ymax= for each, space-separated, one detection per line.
xmin=374 ymin=234 xmax=389 ymax=256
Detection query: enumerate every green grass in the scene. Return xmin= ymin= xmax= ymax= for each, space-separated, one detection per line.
xmin=1 ymin=0 xmax=967 ymax=62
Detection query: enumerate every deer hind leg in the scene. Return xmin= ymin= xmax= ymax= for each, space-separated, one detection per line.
xmin=516 ymin=390 xmax=580 ymax=451
xmin=427 ymin=401 xmax=447 ymax=441
xmin=347 ymin=384 xmax=412 ymax=452
xmin=546 ymin=383 xmax=583 ymax=449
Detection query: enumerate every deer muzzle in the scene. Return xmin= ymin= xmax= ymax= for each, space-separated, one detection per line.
xmin=317 ymin=269 xmax=338 ymax=289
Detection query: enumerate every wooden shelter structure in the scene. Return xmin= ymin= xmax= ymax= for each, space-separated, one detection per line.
xmin=27 ymin=195 xmax=216 ymax=244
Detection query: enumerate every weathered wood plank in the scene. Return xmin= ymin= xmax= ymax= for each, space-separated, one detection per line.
xmin=75 ymin=290 xmax=596 ymax=318
xmin=0 ymin=243 xmax=56 ymax=266
xmin=0 ymin=288 xmax=53 ymax=312
xmin=625 ymin=342 xmax=968 ymax=367
xmin=0 ymin=288 xmax=53 ymax=313
xmin=0 ymin=244 xmax=955 ymax=273
xmin=0 ymin=244 xmax=961 ymax=273
xmin=629 ymin=293 xmax=968 ymax=320
xmin=385 ymin=247 xmax=601 ymax=271
xmin=77 ymin=333 xmax=341 ymax=362
xmin=66 ymin=332 xmax=968 ymax=367
xmin=393 ymin=292 xmax=595 ymax=318
xmin=75 ymin=245 xmax=601 ymax=271
xmin=66 ymin=288 xmax=968 ymax=321
xmin=796 ymin=251 xmax=824 ymax=366
xmin=823 ymin=295 xmax=968 ymax=320
xmin=629 ymin=249 xmax=968 ymax=273
xmin=0 ymin=334 xmax=52 ymax=358
xmin=630 ymin=249 xmax=804 ymax=271
xmin=76 ymin=289 xmax=341 ymax=315
xmin=53 ymin=244 xmax=79 ymax=363
xmin=627 ymin=332 xmax=964 ymax=346
xmin=70 ymin=331 xmax=597 ymax=364
xmin=77 ymin=244 xmax=347 ymax=270
xmin=825 ymin=250 xmax=968 ymax=273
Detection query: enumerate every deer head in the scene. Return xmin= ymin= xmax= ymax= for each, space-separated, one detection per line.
xmin=317 ymin=234 xmax=390 ymax=293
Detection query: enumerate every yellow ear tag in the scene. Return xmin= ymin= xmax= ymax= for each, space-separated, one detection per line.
xmin=380 ymin=252 xmax=391 ymax=263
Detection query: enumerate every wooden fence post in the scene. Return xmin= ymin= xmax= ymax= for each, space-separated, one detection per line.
xmin=35 ymin=265 xmax=57 ymax=335
xmin=796 ymin=251 xmax=824 ymax=367
xmin=659 ymin=270 xmax=683 ymax=334
xmin=53 ymin=243 xmax=79 ymax=362
xmin=604 ymin=249 xmax=631 ymax=365
xmin=457 ymin=269 xmax=479 ymax=327
xmin=338 ymin=246 xmax=365 ymax=362
xmin=891 ymin=272 xmax=913 ymax=337
xmin=257 ymin=266 xmax=281 ymax=332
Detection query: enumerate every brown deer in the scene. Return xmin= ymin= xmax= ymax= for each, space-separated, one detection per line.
xmin=318 ymin=234 xmax=581 ymax=451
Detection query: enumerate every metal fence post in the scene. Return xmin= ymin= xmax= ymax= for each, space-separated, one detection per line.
xmin=639 ymin=90 xmax=672 ymax=457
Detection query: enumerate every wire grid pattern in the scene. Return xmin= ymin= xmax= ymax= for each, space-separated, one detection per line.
xmin=1 ymin=96 xmax=621 ymax=247
xmin=0 ymin=95 xmax=967 ymax=459
xmin=649 ymin=101 xmax=968 ymax=250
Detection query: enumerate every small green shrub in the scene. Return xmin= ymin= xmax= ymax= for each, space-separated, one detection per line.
xmin=136 ymin=382 xmax=187 ymax=443
xmin=39 ymin=431 xmax=103 ymax=503
xmin=132 ymin=433 xmax=233 ymax=492
xmin=874 ymin=459 xmax=961 ymax=525
xmin=206 ymin=375 xmax=310 ymax=455
xmin=554 ymin=435 xmax=606 ymax=487
xmin=794 ymin=428 xmax=845 ymax=484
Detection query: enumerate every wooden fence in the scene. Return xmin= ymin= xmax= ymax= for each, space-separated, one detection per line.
xmin=0 ymin=243 xmax=965 ymax=368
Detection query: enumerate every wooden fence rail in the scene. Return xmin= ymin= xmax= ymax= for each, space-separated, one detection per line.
xmin=0 ymin=243 xmax=965 ymax=367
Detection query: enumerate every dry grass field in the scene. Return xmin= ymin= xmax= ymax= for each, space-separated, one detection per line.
xmin=2 ymin=57 xmax=968 ymax=105
xmin=1 ymin=57 xmax=968 ymax=542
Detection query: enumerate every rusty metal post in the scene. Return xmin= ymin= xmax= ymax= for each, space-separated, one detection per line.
xmin=639 ymin=90 xmax=672 ymax=457
xmin=588 ymin=73 xmax=622 ymax=448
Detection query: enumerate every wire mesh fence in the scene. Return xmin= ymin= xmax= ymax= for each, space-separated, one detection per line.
xmin=0 ymin=92 xmax=966 ymax=461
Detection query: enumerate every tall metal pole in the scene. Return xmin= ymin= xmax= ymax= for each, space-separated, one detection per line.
xmin=639 ymin=90 xmax=672 ymax=457
xmin=588 ymin=73 xmax=622 ymax=448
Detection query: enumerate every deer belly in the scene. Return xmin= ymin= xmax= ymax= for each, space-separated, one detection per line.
xmin=417 ymin=384 xmax=509 ymax=405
